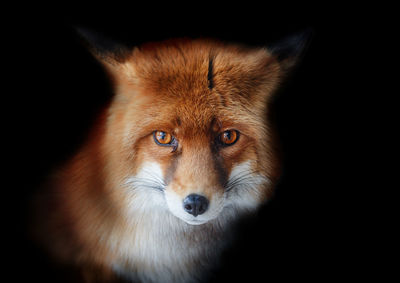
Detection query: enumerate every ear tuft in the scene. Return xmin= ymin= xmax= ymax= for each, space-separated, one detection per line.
xmin=75 ymin=26 xmax=130 ymax=64
xmin=269 ymin=28 xmax=314 ymax=72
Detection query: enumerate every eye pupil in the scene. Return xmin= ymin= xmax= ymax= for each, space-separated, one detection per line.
xmin=224 ymin=131 xmax=232 ymax=140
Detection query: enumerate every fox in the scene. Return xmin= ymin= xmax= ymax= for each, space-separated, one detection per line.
xmin=32 ymin=28 xmax=311 ymax=283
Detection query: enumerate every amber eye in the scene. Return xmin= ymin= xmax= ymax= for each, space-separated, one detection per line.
xmin=154 ymin=131 xmax=174 ymax=145
xmin=219 ymin=130 xmax=239 ymax=146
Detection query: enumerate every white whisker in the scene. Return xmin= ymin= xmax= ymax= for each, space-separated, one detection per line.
xmin=223 ymin=161 xmax=270 ymax=211
xmin=125 ymin=162 xmax=166 ymax=192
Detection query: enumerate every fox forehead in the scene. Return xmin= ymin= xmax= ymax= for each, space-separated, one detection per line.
xmin=127 ymin=39 xmax=280 ymax=103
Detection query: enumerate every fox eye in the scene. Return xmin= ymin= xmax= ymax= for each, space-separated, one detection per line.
xmin=154 ymin=131 xmax=172 ymax=144
xmin=219 ymin=130 xmax=239 ymax=146
xmin=154 ymin=131 xmax=178 ymax=152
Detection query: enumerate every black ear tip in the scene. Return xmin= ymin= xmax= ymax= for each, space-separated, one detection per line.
xmin=72 ymin=26 xmax=130 ymax=63
xmin=292 ymin=27 xmax=314 ymax=51
xmin=295 ymin=27 xmax=315 ymax=47
xmin=269 ymin=27 xmax=314 ymax=65
xmin=298 ymin=27 xmax=315 ymax=39
xmin=74 ymin=26 xmax=111 ymax=50
xmin=74 ymin=26 xmax=96 ymax=43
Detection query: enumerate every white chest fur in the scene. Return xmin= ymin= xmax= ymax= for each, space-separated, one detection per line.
xmin=108 ymin=162 xmax=228 ymax=283
xmin=109 ymin=198 xmax=230 ymax=283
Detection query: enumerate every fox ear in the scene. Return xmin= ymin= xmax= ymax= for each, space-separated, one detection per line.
xmin=268 ymin=28 xmax=313 ymax=73
xmin=75 ymin=27 xmax=135 ymax=87
xmin=75 ymin=26 xmax=131 ymax=67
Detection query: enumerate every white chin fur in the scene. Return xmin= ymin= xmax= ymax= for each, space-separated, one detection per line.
xmin=182 ymin=219 xmax=209 ymax=225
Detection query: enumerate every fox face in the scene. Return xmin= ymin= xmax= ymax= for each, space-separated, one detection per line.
xmin=107 ymin=40 xmax=281 ymax=226
xmin=35 ymin=30 xmax=311 ymax=283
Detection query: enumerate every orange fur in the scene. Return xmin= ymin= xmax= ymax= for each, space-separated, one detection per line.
xmin=33 ymin=38 xmax=286 ymax=282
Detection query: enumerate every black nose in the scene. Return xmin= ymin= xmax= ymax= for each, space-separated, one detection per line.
xmin=183 ymin=194 xmax=209 ymax=217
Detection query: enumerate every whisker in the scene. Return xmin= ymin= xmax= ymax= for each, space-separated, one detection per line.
xmin=126 ymin=177 xmax=166 ymax=187
xmin=125 ymin=170 xmax=166 ymax=192
xmin=224 ymin=170 xmax=268 ymax=193
xmin=224 ymin=170 xmax=259 ymax=187
xmin=138 ymin=168 xmax=167 ymax=186
xmin=127 ymin=180 xmax=164 ymax=192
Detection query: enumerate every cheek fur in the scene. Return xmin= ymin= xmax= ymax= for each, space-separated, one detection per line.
xmin=224 ymin=160 xmax=271 ymax=211
xmin=123 ymin=162 xmax=167 ymax=215
xmin=125 ymin=161 xmax=166 ymax=190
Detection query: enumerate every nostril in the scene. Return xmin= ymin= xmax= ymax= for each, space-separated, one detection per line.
xmin=198 ymin=203 xmax=207 ymax=214
xmin=183 ymin=194 xmax=209 ymax=217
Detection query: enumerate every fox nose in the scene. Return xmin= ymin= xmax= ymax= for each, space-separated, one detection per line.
xmin=183 ymin=194 xmax=209 ymax=217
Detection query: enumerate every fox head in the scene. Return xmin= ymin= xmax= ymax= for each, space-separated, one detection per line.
xmin=77 ymin=30 xmax=310 ymax=226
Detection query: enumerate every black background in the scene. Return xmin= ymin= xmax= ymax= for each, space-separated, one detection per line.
xmin=4 ymin=4 xmax=369 ymax=283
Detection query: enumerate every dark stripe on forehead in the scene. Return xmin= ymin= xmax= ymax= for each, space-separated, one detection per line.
xmin=207 ymin=55 xmax=214 ymax=90
xmin=208 ymin=54 xmax=228 ymax=107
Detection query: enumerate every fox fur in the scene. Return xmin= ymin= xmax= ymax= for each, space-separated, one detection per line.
xmin=33 ymin=32 xmax=310 ymax=283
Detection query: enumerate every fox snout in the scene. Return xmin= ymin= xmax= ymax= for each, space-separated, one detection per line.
xmin=162 ymin=144 xmax=229 ymax=225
